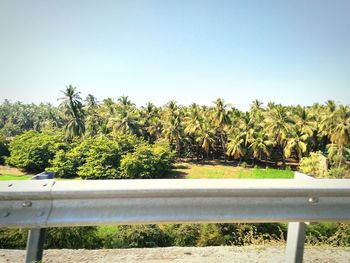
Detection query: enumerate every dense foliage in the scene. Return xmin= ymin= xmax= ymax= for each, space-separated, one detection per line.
xmin=1 ymin=223 xmax=348 ymax=249
xmin=1 ymin=86 xmax=349 ymax=177
xmin=6 ymin=130 xmax=65 ymax=172
xmin=0 ymin=135 xmax=9 ymax=164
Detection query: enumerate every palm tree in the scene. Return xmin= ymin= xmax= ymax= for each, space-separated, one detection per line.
xmin=85 ymin=94 xmax=101 ymax=137
xmin=226 ymin=132 xmax=246 ymax=162
xmin=327 ymin=105 xmax=350 ymax=167
xmin=59 ymin=85 xmax=85 ymax=139
xmin=284 ymin=130 xmax=308 ymax=161
xmin=163 ymin=115 xmax=183 ymax=153
xmin=117 ymin=95 xmax=134 ymax=108
xmin=196 ymin=121 xmax=215 ymax=160
xmin=140 ymin=102 xmax=160 ymax=142
xmin=212 ymin=98 xmax=230 ymax=159
xmin=293 ymin=106 xmax=316 ymax=138
xmin=263 ymin=105 xmax=293 ymax=165
xmin=107 ymin=108 xmax=140 ymax=136
xmin=183 ymin=103 xmax=202 ymax=135
xmin=248 ymin=131 xmax=272 ymax=165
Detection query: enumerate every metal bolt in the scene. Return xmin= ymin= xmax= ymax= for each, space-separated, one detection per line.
xmin=2 ymin=211 xmax=10 ymax=217
xmin=308 ymin=197 xmax=319 ymax=203
xmin=22 ymin=200 xmax=32 ymax=207
xmin=8 ymin=183 xmax=13 ymax=187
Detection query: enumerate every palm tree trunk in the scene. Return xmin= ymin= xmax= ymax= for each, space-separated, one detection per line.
xmin=220 ymin=132 xmax=226 ymax=161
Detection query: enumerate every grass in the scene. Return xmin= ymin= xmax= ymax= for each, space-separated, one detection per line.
xmin=0 ymin=174 xmax=31 ymax=180
xmin=0 ymin=165 xmax=33 ymax=180
xmin=169 ymin=162 xmax=294 ymax=179
xmin=0 ymin=162 xmax=294 ymax=181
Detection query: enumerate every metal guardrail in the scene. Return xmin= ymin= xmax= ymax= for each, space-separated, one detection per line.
xmin=1 ymin=173 xmax=350 ymax=263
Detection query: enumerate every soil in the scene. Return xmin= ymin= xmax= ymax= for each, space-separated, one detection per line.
xmin=1 ymin=246 xmax=350 ymax=263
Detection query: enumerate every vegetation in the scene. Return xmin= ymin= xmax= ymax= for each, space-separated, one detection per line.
xmin=170 ymin=162 xmax=293 ymax=179
xmin=0 ymin=87 xmax=349 ymax=249
xmin=6 ymin=130 xmax=65 ymax=172
xmin=0 ymin=86 xmax=349 ymax=178
xmin=1 ymin=223 xmax=348 ymax=249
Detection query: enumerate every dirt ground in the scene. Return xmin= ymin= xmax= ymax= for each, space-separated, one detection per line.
xmin=1 ymin=246 xmax=350 ymax=263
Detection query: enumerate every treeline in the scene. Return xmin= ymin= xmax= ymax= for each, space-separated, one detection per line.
xmin=1 ymin=85 xmax=349 ymax=173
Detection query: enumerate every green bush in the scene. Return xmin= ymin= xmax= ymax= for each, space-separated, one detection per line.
xmin=306 ymin=223 xmax=350 ymax=246
xmin=172 ymin=224 xmax=200 ymax=246
xmin=77 ymin=136 xmax=121 ymax=179
xmin=329 ymin=167 xmax=348 ymax=178
xmin=120 ymin=142 xmax=174 ymax=179
xmin=299 ymin=151 xmax=328 ymax=178
xmin=48 ymin=134 xmax=162 ymax=179
xmin=197 ymin=224 xmax=225 ymax=246
xmin=45 ymin=227 xmax=100 ymax=249
xmin=6 ymin=130 xmax=65 ymax=172
xmin=0 ymin=229 xmax=27 ymax=249
xmin=113 ymin=225 xmax=171 ymax=248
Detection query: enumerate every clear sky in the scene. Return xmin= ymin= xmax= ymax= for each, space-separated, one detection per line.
xmin=0 ymin=0 xmax=349 ymax=110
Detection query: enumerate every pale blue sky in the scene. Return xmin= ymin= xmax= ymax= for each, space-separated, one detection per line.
xmin=0 ymin=0 xmax=349 ymax=110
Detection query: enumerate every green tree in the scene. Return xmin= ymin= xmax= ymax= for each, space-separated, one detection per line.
xmin=6 ymin=130 xmax=65 ymax=172
xmin=59 ymin=85 xmax=85 ymax=139
xmin=264 ymin=105 xmax=293 ymax=165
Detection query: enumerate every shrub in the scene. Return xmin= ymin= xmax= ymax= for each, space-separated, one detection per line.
xmin=172 ymin=224 xmax=201 ymax=246
xmin=0 ymin=229 xmax=27 ymax=249
xmin=329 ymin=166 xmax=348 ymax=178
xmin=306 ymin=223 xmax=350 ymax=246
xmin=113 ymin=225 xmax=171 ymax=248
xmin=77 ymin=136 xmax=121 ymax=179
xmin=197 ymin=224 xmax=225 ymax=246
xmin=299 ymin=151 xmax=328 ymax=177
xmin=46 ymin=227 xmax=100 ymax=249
xmin=6 ymin=130 xmax=65 ymax=172
xmin=120 ymin=142 xmax=174 ymax=179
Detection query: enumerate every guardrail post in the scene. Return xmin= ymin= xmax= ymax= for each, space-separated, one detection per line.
xmin=285 ymin=222 xmax=306 ymax=263
xmin=25 ymin=172 xmax=54 ymax=263
xmin=285 ymin=172 xmax=314 ymax=263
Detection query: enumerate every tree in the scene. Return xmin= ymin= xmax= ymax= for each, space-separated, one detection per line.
xmin=120 ymin=142 xmax=174 ymax=179
xmin=248 ymin=131 xmax=271 ymax=165
xmin=212 ymin=98 xmax=230 ymax=159
xmin=59 ymin=85 xmax=85 ymax=139
xmin=284 ymin=130 xmax=308 ymax=161
xmin=6 ymin=130 xmax=65 ymax=172
xmin=263 ymin=105 xmax=293 ymax=165
xmin=196 ymin=121 xmax=215 ymax=159
xmin=226 ymin=132 xmax=246 ymax=162
xmin=327 ymin=105 xmax=350 ymax=167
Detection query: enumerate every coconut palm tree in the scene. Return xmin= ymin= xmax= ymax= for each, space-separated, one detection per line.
xmin=284 ymin=130 xmax=308 ymax=161
xmin=248 ymin=131 xmax=272 ymax=165
xmin=263 ymin=105 xmax=293 ymax=165
xmin=196 ymin=121 xmax=215 ymax=160
xmin=226 ymin=132 xmax=246 ymax=162
xmin=59 ymin=85 xmax=85 ymax=139
xmin=212 ymin=98 xmax=230 ymax=159
xmin=327 ymin=105 xmax=350 ymax=167
xmin=107 ymin=108 xmax=140 ymax=136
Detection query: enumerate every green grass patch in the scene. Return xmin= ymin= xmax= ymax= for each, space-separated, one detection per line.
xmin=0 ymin=175 xmax=31 ymax=180
xmin=237 ymin=168 xmax=293 ymax=179
xmin=169 ymin=162 xmax=293 ymax=179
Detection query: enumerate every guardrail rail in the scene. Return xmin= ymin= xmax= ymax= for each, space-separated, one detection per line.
xmin=1 ymin=172 xmax=350 ymax=263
